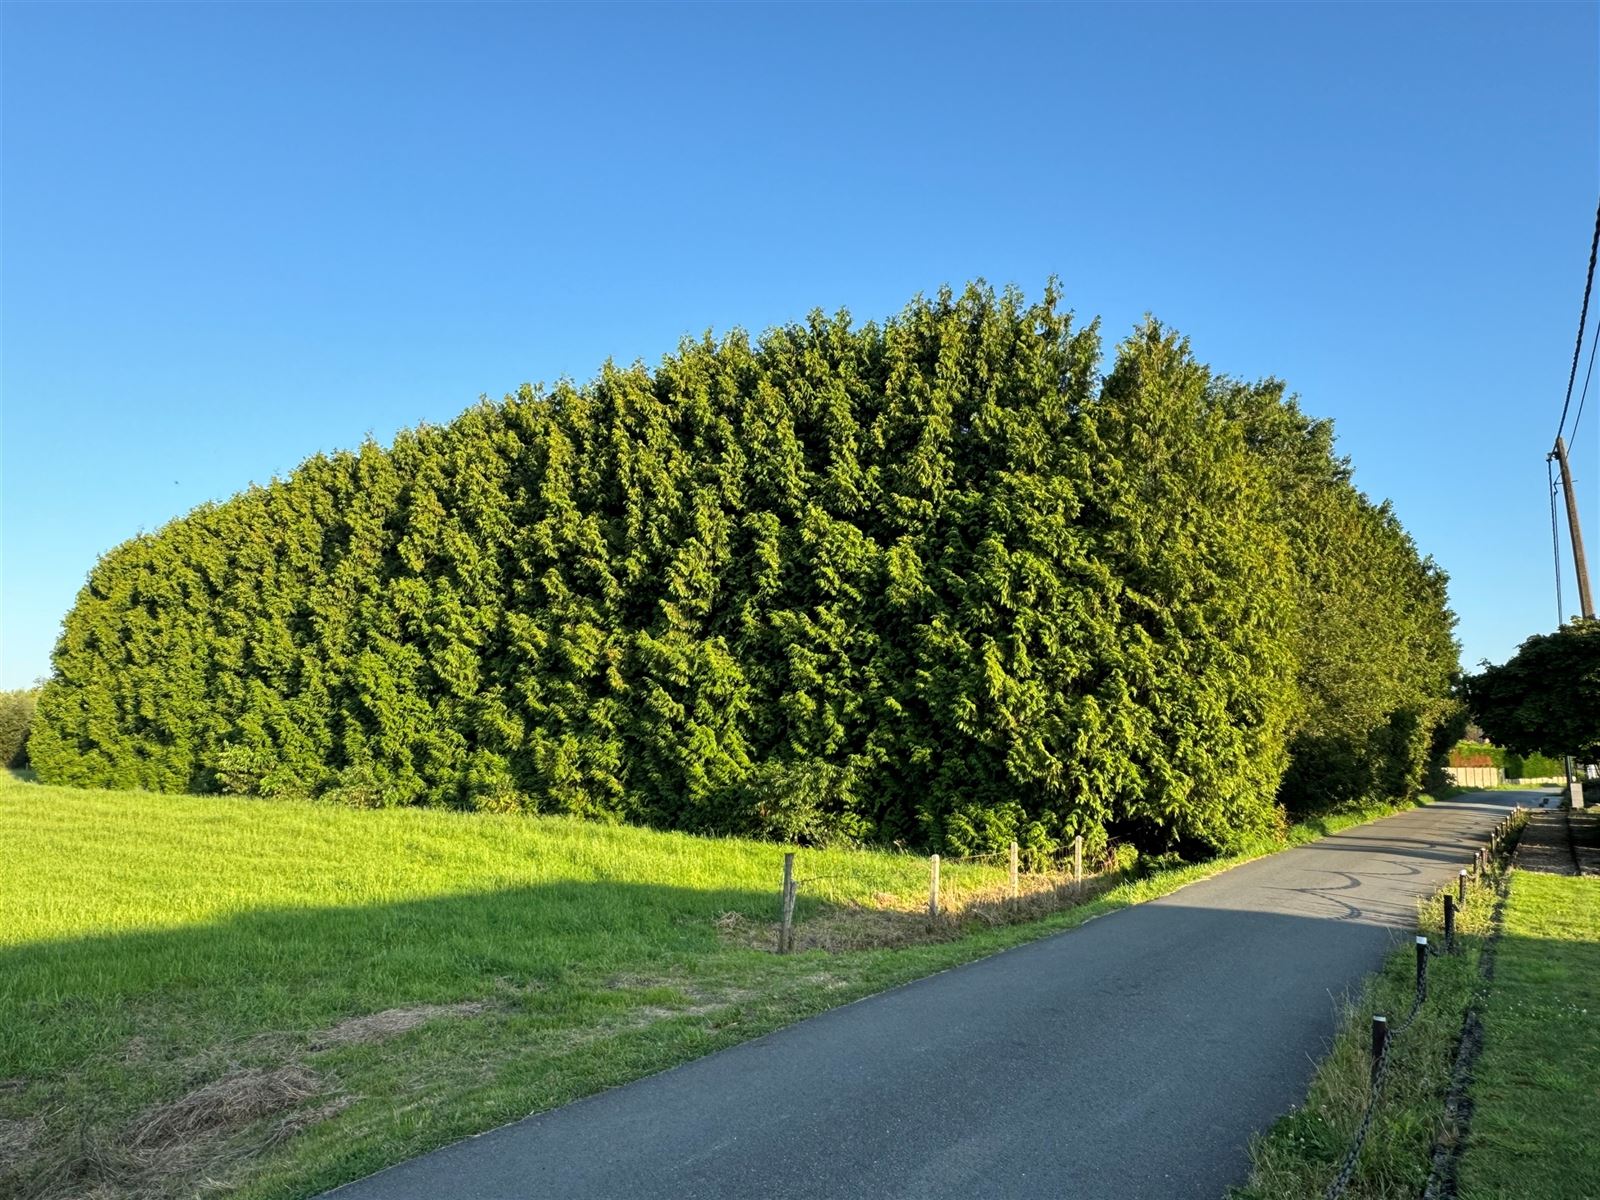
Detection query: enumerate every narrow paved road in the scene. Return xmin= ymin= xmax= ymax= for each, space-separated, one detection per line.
xmin=325 ymin=790 xmax=1537 ymax=1200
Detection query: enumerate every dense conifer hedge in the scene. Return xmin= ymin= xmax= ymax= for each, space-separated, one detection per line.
xmin=31 ymin=285 xmax=1461 ymax=857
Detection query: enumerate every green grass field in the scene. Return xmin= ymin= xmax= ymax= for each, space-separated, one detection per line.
xmin=0 ymin=771 xmax=1437 ymax=1200
xmin=1458 ymin=865 xmax=1600 ymax=1200
xmin=0 ymin=770 xmax=1029 ymax=1199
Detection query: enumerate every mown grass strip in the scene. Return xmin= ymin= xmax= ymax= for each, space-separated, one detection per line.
xmin=1455 ymin=863 xmax=1600 ymax=1200
xmin=0 ymin=773 xmax=1441 ymax=1200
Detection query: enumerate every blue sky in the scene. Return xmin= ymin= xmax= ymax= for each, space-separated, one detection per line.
xmin=2 ymin=2 xmax=1596 ymax=689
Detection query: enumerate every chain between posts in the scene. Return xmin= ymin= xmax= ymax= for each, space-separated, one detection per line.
xmin=1324 ymin=936 xmax=1431 ymax=1200
xmin=1323 ymin=806 xmax=1522 ymax=1200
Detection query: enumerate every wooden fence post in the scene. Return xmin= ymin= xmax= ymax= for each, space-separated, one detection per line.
xmin=1073 ymin=835 xmax=1083 ymax=891
xmin=929 ymin=854 xmax=940 ymax=919
xmin=1009 ymin=841 xmax=1019 ymax=904
xmin=778 ymin=852 xmax=797 ymax=954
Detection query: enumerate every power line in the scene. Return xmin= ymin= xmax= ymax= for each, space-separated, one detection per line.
xmin=1571 ymin=304 xmax=1597 ymax=448
xmin=1556 ymin=196 xmax=1600 ymax=444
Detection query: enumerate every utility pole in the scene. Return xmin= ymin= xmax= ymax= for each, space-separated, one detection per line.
xmin=1552 ymin=436 xmax=1594 ymax=809
xmin=1552 ymin=436 xmax=1595 ymax=620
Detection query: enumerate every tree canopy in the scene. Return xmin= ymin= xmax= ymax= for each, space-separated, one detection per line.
xmin=30 ymin=283 xmax=1462 ymax=857
xmin=1467 ymin=619 xmax=1600 ymax=760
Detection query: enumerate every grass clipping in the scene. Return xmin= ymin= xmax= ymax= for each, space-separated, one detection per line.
xmin=126 ymin=1067 xmax=322 ymax=1150
xmin=12 ymin=1067 xmax=330 ymax=1200
xmin=8 ymin=1000 xmax=498 ymax=1200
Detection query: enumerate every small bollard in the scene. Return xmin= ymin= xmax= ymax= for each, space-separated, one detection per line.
xmin=1443 ymin=893 xmax=1455 ymax=950
xmin=929 ymin=853 xmax=940 ymax=919
xmin=1370 ymin=1015 xmax=1389 ymax=1089
xmin=1416 ymin=935 xmax=1429 ymax=998
xmin=1458 ymin=868 xmax=1468 ymax=903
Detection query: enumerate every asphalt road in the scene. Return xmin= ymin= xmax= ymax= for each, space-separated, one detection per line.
xmin=324 ymin=790 xmax=1531 ymax=1200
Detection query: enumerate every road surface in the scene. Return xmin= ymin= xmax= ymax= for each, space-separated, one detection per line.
xmin=324 ymin=790 xmax=1533 ymax=1200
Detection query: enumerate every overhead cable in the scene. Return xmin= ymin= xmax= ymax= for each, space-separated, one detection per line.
xmin=1556 ymin=196 xmax=1600 ymax=443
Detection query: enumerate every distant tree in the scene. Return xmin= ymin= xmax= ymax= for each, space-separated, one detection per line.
xmin=0 ymin=688 xmax=37 ymax=767
xmin=1467 ymin=620 xmax=1600 ymax=761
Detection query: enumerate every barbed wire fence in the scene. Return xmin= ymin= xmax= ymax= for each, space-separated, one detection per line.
xmin=774 ymin=836 xmax=1093 ymax=954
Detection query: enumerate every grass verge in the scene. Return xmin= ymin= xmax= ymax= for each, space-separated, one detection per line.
xmin=1 ymin=772 xmax=1438 ymax=1200
xmin=1456 ymin=862 xmax=1600 ymax=1199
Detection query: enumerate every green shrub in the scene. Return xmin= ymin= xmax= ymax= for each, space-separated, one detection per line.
xmin=1105 ymin=844 xmax=1141 ymax=874
xmin=0 ymin=689 xmax=37 ymax=767
xmin=323 ymin=765 xmax=391 ymax=810
xmin=210 ymin=745 xmax=274 ymax=796
xmin=1504 ymin=750 xmax=1564 ymax=778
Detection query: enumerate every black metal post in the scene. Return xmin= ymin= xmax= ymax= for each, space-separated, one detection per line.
xmin=1416 ymin=936 xmax=1428 ymax=999
xmin=1458 ymin=869 xmax=1468 ymax=903
xmin=1443 ymin=893 xmax=1455 ymax=950
xmin=1370 ymin=1015 xmax=1389 ymax=1089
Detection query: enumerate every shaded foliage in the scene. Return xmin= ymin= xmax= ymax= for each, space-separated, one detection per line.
xmin=31 ymin=284 xmax=1460 ymax=855
xmin=1467 ymin=619 xmax=1600 ymax=760
xmin=0 ymin=689 xmax=37 ymax=767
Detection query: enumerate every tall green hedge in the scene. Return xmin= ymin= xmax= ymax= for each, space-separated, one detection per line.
xmin=1217 ymin=381 xmax=1464 ymax=813
xmin=30 ymin=284 xmax=1461 ymax=856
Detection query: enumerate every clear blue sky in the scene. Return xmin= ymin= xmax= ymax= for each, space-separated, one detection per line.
xmin=2 ymin=2 xmax=1596 ymax=689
